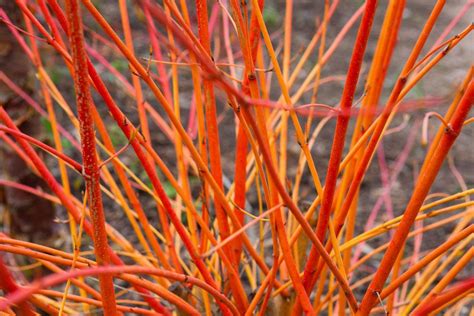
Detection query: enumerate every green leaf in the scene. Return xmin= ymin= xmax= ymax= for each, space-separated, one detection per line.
xmin=40 ymin=117 xmax=53 ymax=135
xmin=263 ymin=6 xmax=280 ymax=28
xmin=163 ymin=181 xmax=177 ymax=199
xmin=111 ymin=59 xmax=129 ymax=73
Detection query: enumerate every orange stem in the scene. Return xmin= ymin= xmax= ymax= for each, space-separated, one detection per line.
xmin=380 ymin=225 xmax=473 ymax=300
xmin=357 ymin=79 xmax=473 ymax=315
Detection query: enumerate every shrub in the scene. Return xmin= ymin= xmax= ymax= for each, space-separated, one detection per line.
xmin=0 ymin=0 xmax=472 ymax=315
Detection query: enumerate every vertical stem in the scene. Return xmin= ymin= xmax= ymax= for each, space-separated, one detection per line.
xmin=330 ymin=0 xmax=448 ymax=265
xmin=195 ymin=0 xmax=232 ymax=250
xmin=232 ymin=0 xmax=264 ymax=274
xmin=278 ymin=0 xmax=293 ymax=213
xmin=63 ymin=0 xmax=117 ymax=314
xmin=194 ymin=0 xmax=249 ymax=310
xmin=299 ymin=0 xmax=378 ymax=301
xmin=298 ymin=0 xmax=450 ymax=307
xmin=163 ymin=1 xmax=198 ymax=250
xmin=41 ymin=0 xmax=172 ymax=272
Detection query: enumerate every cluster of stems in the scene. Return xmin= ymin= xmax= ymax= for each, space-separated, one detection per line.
xmin=0 ymin=0 xmax=472 ymax=315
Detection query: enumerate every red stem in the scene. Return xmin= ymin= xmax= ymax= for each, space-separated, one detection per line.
xmin=0 ymin=265 xmax=239 ymax=315
xmin=411 ymin=277 xmax=474 ymax=315
xmin=195 ymin=0 xmax=234 ymax=266
xmin=299 ymin=0 xmax=378 ymax=300
xmin=63 ymin=0 xmax=117 ymax=313
xmin=0 ymin=126 xmax=82 ymax=172
xmin=232 ymin=0 xmax=264 ymax=275
xmin=194 ymin=0 xmax=250 ymax=309
xmin=0 ymin=255 xmax=35 ymax=315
